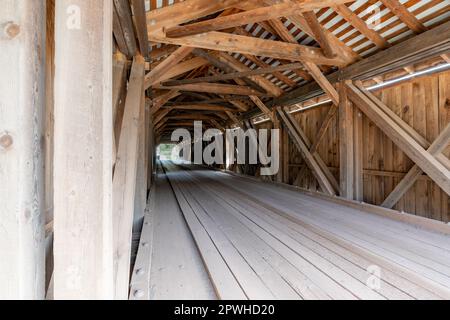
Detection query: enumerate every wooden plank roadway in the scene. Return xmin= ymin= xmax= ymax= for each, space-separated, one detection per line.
xmin=141 ymin=163 xmax=217 ymax=300
xmin=137 ymin=161 xmax=450 ymax=300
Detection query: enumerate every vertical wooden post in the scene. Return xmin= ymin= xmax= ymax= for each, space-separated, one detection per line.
xmin=113 ymin=56 xmax=145 ymax=300
xmin=112 ymin=52 xmax=127 ymax=167
xmin=53 ymin=0 xmax=114 ymax=299
xmin=339 ymin=81 xmax=355 ymax=199
xmin=354 ymin=108 xmax=364 ymax=201
xmin=45 ymin=0 xmax=56 ymax=294
xmin=282 ymin=127 xmax=290 ymax=184
xmin=147 ymin=112 xmax=155 ymax=190
xmin=273 ymin=107 xmax=283 ymax=183
xmin=133 ymin=91 xmax=148 ymax=231
xmin=0 ymin=0 xmax=46 ymax=300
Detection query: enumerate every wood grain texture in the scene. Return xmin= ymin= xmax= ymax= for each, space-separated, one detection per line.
xmin=113 ymin=56 xmax=145 ymax=300
xmin=53 ymin=0 xmax=113 ymax=300
xmin=0 ymin=0 xmax=46 ymax=300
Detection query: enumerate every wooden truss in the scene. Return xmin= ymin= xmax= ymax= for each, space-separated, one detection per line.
xmin=346 ymin=82 xmax=450 ymax=201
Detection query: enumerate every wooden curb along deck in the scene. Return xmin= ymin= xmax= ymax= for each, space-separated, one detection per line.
xmin=134 ymin=161 xmax=450 ymax=300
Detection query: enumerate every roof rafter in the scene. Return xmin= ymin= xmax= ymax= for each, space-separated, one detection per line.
xmin=164 ymin=0 xmax=354 ymax=38
xmin=148 ymin=31 xmax=348 ymax=66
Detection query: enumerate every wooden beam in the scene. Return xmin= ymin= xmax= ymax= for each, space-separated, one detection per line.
xmin=242 ymin=53 xmax=298 ymax=87
xmin=114 ymin=0 xmax=138 ymax=56
xmin=338 ymin=82 xmax=354 ymax=199
xmin=303 ymin=10 xmax=336 ymax=58
xmin=258 ymin=19 xmax=339 ymax=106
xmin=113 ymin=56 xmax=145 ymax=300
xmin=192 ymin=49 xmax=275 ymax=95
xmin=165 ymin=122 xmax=210 ymax=128
xmin=130 ymin=0 xmax=150 ymax=57
xmin=334 ymin=4 xmax=390 ymax=49
xmin=356 ymin=82 xmax=429 ymax=147
xmin=163 ymin=104 xmax=237 ymax=112
xmin=154 ymin=83 xmax=271 ymax=97
xmin=167 ymin=97 xmax=245 ymax=105
xmin=147 ymin=0 xmax=242 ymax=34
xmin=162 ymin=62 xmax=305 ymax=86
xmin=250 ymin=96 xmax=276 ymax=123
xmin=353 ymin=108 xmax=364 ymax=201
xmin=113 ymin=53 xmax=128 ymax=127
xmin=154 ymin=57 xmax=209 ymax=85
xmin=0 ymin=0 xmax=46 ymax=300
xmin=303 ymin=61 xmax=339 ymax=105
xmin=53 ymin=0 xmax=113 ymax=300
xmin=237 ymin=0 xmax=359 ymax=65
xmin=144 ymin=46 xmax=194 ymax=89
xmin=277 ymin=109 xmax=337 ymax=195
xmin=149 ymin=45 xmax=177 ymax=61
xmin=441 ymin=54 xmax=450 ymax=63
xmin=209 ymin=119 xmax=226 ymax=132
xmin=113 ymin=53 xmax=128 ymax=165
xmin=113 ymin=5 xmax=130 ymax=57
xmin=149 ymin=31 xmax=348 ymax=66
xmin=346 ymin=82 xmax=450 ymax=196
xmin=169 ymin=114 xmax=224 ymax=121
xmin=164 ymin=0 xmax=352 ymax=38
xmin=226 ymin=111 xmax=243 ymax=127
xmin=339 ymin=22 xmax=450 ymax=79
xmin=272 ymin=21 xmax=450 ymax=108
xmin=151 ymin=90 xmax=180 ymax=115
xmin=154 ymin=109 xmax=171 ymax=126
xmin=214 ymin=51 xmax=284 ymax=97
xmin=44 ymin=4 xmax=56 ymax=294
xmin=204 ymin=57 xmax=276 ymax=122
xmin=134 ymin=91 xmax=148 ymax=231
xmin=228 ymin=99 xmax=251 ymax=112
xmin=155 ymin=118 xmax=168 ymax=133
xmin=380 ymin=0 xmax=427 ymax=33
xmin=382 ymin=122 xmax=450 ymax=209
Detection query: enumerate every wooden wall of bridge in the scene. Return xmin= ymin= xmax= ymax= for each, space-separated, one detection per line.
xmin=255 ymin=71 xmax=450 ymax=223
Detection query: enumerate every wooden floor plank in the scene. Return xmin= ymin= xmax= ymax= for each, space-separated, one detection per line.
xmin=145 ymin=165 xmax=217 ymax=300
xmin=205 ymin=170 xmax=450 ymax=296
xmin=139 ymin=161 xmax=450 ymax=300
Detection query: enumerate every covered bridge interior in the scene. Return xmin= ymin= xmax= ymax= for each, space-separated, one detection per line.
xmin=1 ymin=0 xmax=450 ymax=300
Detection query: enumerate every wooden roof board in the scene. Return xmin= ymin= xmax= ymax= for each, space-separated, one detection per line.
xmin=143 ymin=0 xmax=450 ymax=130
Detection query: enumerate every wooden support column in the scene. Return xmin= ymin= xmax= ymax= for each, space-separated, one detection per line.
xmin=353 ymin=108 xmax=364 ymax=202
xmin=45 ymin=0 xmax=56 ymax=294
xmin=113 ymin=56 xmax=145 ymax=300
xmin=112 ymin=52 xmax=127 ymax=167
xmin=282 ymin=127 xmax=290 ymax=184
xmin=0 ymin=0 xmax=46 ymax=300
xmin=273 ymin=107 xmax=283 ymax=183
xmin=134 ymin=91 xmax=148 ymax=231
xmin=147 ymin=111 xmax=155 ymax=190
xmin=53 ymin=0 xmax=113 ymax=299
xmin=113 ymin=0 xmax=137 ymax=57
xmin=338 ymin=81 xmax=354 ymax=199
